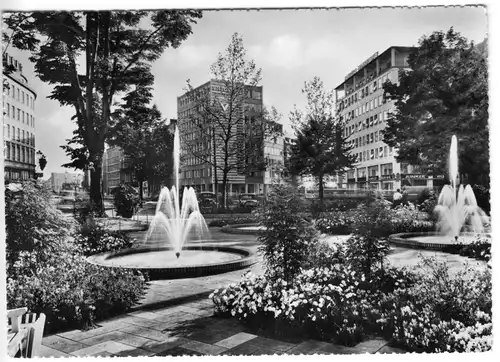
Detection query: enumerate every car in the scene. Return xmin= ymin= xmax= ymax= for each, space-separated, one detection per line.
xmin=198 ymin=192 xmax=218 ymax=208
xmin=238 ymin=193 xmax=260 ymax=208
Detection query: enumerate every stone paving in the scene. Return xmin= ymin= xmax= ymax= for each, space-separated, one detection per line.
xmin=39 ymin=227 xmax=407 ymax=357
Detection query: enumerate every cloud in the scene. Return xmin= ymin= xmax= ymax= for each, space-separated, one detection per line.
xmin=162 ymin=44 xmax=217 ymax=69
xmin=248 ymin=34 xmax=342 ymax=71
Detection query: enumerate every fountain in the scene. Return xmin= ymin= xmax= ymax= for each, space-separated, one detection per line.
xmin=389 ymin=135 xmax=490 ymax=250
xmin=87 ymin=125 xmax=257 ymax=279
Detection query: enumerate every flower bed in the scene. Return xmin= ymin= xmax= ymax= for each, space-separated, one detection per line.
xmin=210 ymin=258 xmax=492 ymax=352
xmin=208 ymin=217 xmax=259 ymax=227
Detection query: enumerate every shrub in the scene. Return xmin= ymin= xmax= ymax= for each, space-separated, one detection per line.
xmin=5 ymin=182 xmax=70 ymax=274
xmin=112 ymin=183 xmax=140 ymax=218
xmin=315 ymin=211 xmax=354 ymax=235
xmin=74 ymin=225 xmax=134 ymax=256
xmin=6 ymin=250 xmax=147 ymax=333
xmin=258 ymin=184 xmax=318 ymax=283
xmin=457 ymin=237 xmax=491 ymax=262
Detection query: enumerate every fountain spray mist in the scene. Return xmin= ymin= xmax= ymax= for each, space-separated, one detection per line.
xmin=434 ymin=135 xmax=488 ymax=239
xmin=140 ymin=125 xmax=210 ymax=257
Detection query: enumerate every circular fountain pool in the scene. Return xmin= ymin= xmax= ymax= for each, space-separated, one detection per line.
xmin=87 ymin=244 xmax=258 ymax=280
xmin=389 ymin=232 xmax=491 ymax=251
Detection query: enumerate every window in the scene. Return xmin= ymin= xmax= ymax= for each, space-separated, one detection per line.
xmin=22 ymin=111 xmax=25 ymax=123
xmin=12 ymin=145 xmax=15 ymax=161
xmin=375 ymin=131 xmax=379 ymax=142
xmin=17 ymin=145 xmax=20 ymax=161
xmin=384 ymin=146 xmax=388 ymax=158
xmin=379 ymin=147 xmax=384 ymax=158
xmin=11 ymin=105 xmax=15 ymax=116
xmin=22 ymin=91 xmax=24 ymax=104
xmin=17 ymin=128 xmax=20 ymax=141
xmin=6 ymin=103 xmax=10 ymax=117
xmin=370 ymin=133 xmax=374 ymax=143
xmin=6 ymin=143 xmax=10 ymax=160
xmin=370 ymin=149 xmax=375 ymax=160
xmin=379 ymin=95 xmax=383 ymax=106
xmin=17 ymin=108 xmax=20 ymax=121
xmin=11 ymin=85 xmax=15 ymax=98
xmin=17 ymin=88 xmax=20 ymax=101
xmin=7 ymin=125 xmax=10 ymax=138
xmin=22 ymin=130 xmax=25 ymax=143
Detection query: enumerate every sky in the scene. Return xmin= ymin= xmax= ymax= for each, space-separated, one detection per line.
xmin=2 ymin=5 xmax=489 ymax=178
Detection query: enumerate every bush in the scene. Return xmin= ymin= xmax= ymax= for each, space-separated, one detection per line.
xmin=5 ymin=182 xmax=70 ymax=274
xmin=315 ymin=211 xmax=354 ymax=235
xmin=5 ymin=181 xmax=148 ymax=334
xmin=74 ymin=225 xmax=134 ymax=256
xmin=209 ymin=258 xmax=492 ymax=352
xmin=112 ymin=183 xmax=140 ymax=218
xmin=7 ymin=250 xmax=147 ymax=333
xmin=457 ymin=237 xmax=491 ymax=261
xmin=258 ymin=184 xmax=318 ymax=283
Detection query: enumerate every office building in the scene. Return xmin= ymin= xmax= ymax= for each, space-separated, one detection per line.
xmin=101 ymin=146 xmax=135 ymax=195
xmin=334 ymin=46 xmax=443 ymax=192
xmin=177 ymin=80 xmax=284 ymax=195
xmin=3 ymin=52 xmax=37 ymax=181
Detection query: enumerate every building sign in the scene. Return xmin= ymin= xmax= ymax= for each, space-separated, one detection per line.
xmin=401 ymin=174 xmax=428 ymax=180
xmin=345 ymin=52 xmax=379 ymax=80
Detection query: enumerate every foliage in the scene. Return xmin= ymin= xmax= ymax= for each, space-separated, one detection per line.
xmin=36 ymin=150 xmax=47 ymax=171
xmin=112 ymin=183 xmax=140 ymax=218
xmin=181 ymin=33 xmax=281 ymax=208
xmin=257 ymin=184 xmax=317 ymax=283
xmin=74 ymin=224 xmax=134 ymax=256
xmin=210 ymin=257 xmax=492 ymax=352
xmin=456 ymin=237 xmax=491 ymax=262
xmin=3 ymin=10 xmax=202 ymax=213
xmin=383 ymin=28 xmax=489 ymax=186
xmin=6 ymin=250 xmax=147 ymax=333
xmin=5 ymin=182 xmax=70 ymax=273
xmin=108 ymin=87 xmax=174 ymax=200
xmin=289 ymin=77 xmax=356 ymax=202
xmin=471 ymin=184 xmax=490 ymax=214
xmin=377 ymin=257 xmax=491 ymax=352
xmin=315 ymin=211 xmax=353 ymax=235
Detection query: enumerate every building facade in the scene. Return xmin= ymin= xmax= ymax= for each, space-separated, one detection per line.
xmin=49 ymin=172 xmax=83 ymax=193
xmin=3 ymin=52 xmax=37 ymax=182
xmin=334 ymin=46 xmax=443 ymax=193
xmin=177 ymin=80 xmax=284 ymax=196
xmin=102 ymin=146 xmax=134 ymax=195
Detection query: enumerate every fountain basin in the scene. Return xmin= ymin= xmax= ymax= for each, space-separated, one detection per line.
xmin=87 ymin=244 xmax=258 ymax=280
xmin=221 ymin=223 xmax=264 ymax=235
xmin=389 ymin=232 xmax=491 ymax=251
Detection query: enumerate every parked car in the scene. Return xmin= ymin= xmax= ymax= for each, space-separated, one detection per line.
xmin=238 ymin=193 xmax=260 ymax=208
xmin=198 ymin=192 xmax=218 ymax=208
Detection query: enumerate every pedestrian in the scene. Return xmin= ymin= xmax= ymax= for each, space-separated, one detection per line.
xmin=392 ymin=188 xmax=402 ymax=208
xmin=401 ymin=186 xmax=409 ymax=206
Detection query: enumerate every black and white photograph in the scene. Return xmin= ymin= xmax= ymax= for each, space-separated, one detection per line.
xmin=2 ymin=0 xmax=496 ymax=359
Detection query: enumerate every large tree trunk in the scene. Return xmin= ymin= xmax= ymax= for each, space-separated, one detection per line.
xmin=222 ymin=172 xmax=228 ymax=209
xmin=318 ymin=174 xmax=324 ymax=206
xmin=90 ymin=163 xmax=105 ymax=216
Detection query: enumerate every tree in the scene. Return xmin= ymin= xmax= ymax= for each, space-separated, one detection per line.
xmin=289 ymin=77 xmax=356 ymax=203
xmin=108 ymin=86 xmax=174 ymax=200
xmin=3 ymin=10 xmax=202 ymax=214
xmin=383 ymin=28 xmax=489 ymax=186
xmin=181 ymin=33 xmax=280 ymax=208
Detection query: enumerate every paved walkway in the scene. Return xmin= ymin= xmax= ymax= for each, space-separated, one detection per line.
xmin=39 ymin=228 xmax=406 ymax=356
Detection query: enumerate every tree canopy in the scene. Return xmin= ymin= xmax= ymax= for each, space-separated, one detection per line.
xmin=383 ymin=28 xmax=489 ymax=186
xmin=3 ymin=10 xmax=202 ymax=212
xmin=289 ymin=77 xmax=356 ymax=202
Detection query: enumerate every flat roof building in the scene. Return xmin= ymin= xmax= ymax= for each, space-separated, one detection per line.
xmin=334 ymin=46 xmax=442 ymax=193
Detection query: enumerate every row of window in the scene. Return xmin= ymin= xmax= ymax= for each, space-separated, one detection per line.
xmin=344 ymin=111 xmax=389 ymax=138
xmin=5 ymin=103 xmax=36 ymax=127
xmin=5 ymin=82 xmax=35 ymax=109
xmin=342 ymin=95 xmax=387 ymax=122
xmin=355 ymin=146 xmax=393 ymax=163
xmin=4 ymin=142 xmax=36 ymax=164
xmin=339 ymin=73 xmax=392 ymax=110
xmin=5 ymin=125 xmax=35 ymax=146
xmin=183 ymin=168 xmax=211 ymax=179
xmin=348 ymin=130 xmax=384 ymax=149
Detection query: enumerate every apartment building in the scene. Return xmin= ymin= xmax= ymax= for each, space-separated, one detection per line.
xmin=102 ymin=146 xmax=134 ymax=195
xmin=49 ymin=172 xmax=83 ymax=193
xmin=177 ymin=80 xmax=284 ymax=196
xmin=3 ymin=52 xmax=37 ymax=181
xmin=334 ymin=46 xmax=444 ymax=192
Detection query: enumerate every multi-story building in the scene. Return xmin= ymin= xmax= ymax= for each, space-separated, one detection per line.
xmin=102 ymin=146 xmax=134 ymax=195
xmin=177 ymin=80 xmax=284 ymax=196
xmin=3 ymin=52 xmax=37 ymax=181
xmin=334 ymin=46 xmax=443 ymax=192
